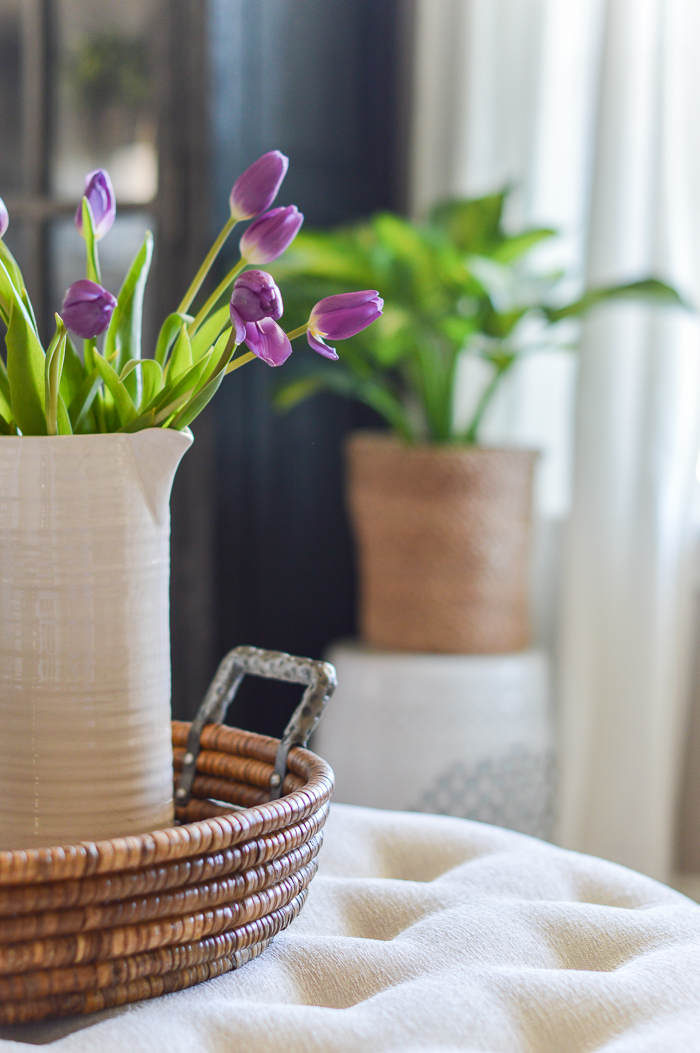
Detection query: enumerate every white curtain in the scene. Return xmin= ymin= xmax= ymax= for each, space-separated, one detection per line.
xmin=409 ymin=0 xmax=700 ymax=881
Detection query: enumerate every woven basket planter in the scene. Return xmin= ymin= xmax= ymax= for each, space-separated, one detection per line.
xmin=0 ymin=718 xmax=333 ymax=1025
xmin=346 ymin=433 xmax=537 ymax=654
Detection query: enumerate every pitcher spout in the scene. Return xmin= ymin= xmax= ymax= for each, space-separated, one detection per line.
xmin=126 ymin=428 xmax=193 ymax=526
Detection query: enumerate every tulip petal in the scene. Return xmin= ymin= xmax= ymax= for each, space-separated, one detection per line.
xmin=74 ymin=169 xmax=116 ymax=241
xmin=0 ymin=196 xmax=8 ymax=239
xmin=308 ymin=290 xmax=384 ymax=340
xmin=61 ymin=279 xmax=117 ymax=339
xmin=229 ymin=269 xmax=283 ymax=324
xmin=307 ymin=331 xmax=339 ymax=360
xmin=244 ymin=318 xmax=293 ymax=366
xmin=229 ymin=307 xmax=247 ymax=345
xmin=312 ymin=291 xmax=381 ymax=313
xmin=229 ymin=150 xmax=289 ymax=221
xmin=239 ymin=206 xmax=304 ymax=265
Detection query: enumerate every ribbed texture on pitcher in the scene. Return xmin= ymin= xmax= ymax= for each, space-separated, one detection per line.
xmin=0 ymin=430 xmax=191 ymax=850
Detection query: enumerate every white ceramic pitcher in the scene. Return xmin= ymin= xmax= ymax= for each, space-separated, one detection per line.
xmin=0 ymin=429 xmax=192 ymax=849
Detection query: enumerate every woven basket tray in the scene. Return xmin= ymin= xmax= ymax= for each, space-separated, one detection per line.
xmin=0 ymin=647 xmax=336 ymax=1025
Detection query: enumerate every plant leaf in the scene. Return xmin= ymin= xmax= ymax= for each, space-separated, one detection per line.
xmin=44 ymin=316 xmax=68 ymax=436
xmin=0 ymin=355 xmax=13 ymax=425
xmin=544 ymin=279 xmax=687 ymax=322
xmin=155 ymin=311 xmax=193 ymax=366
xmin=68 ymin=369 xmax=101 ymax=433
xmin=119 ymin=358 xmax=163 ymax=409
xmin=190 ymin=304 xmax=230 ymax=361
xmin=92 ymin=351 xmax=138 ymax=427
xmin=81 ymin=197 xmax=101 ymax=284
xmin=275 ymin=366 xmax=416 ymax=441
xmin=4 ymin=281 xmax=47 ymax=435
xmin=169 ymin=331 xmax=236 ymax=429
xmin=490 ymin=228 xmax=556 ymax=264
xmin=429 ymin=193 xmax=507 ymax=254
xmin=59 ymin=336 xmax=88 ymax=408
xmin=0 ymin=238 xmax=38 ymax=333
xmin=117 ymin=408 xmax=157 ymax=433
xmin=168 ymin=371 xmax=226 ymax=430
xmin=166 ymin=323 xmax=193 ymax=380
xmin=103 ymin=231 xmax=154 ymax=400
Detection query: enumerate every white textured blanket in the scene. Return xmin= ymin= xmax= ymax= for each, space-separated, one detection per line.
xmin=2 ymin=803 xmax=700 ymax=1052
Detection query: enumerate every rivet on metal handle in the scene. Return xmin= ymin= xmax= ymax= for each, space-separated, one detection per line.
xmin=175 ymin=645 xmax=337 ymax=807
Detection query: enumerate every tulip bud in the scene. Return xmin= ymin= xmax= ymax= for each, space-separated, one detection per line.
xmin=239 ymin=205 xmax=303 ymax=265
xmin=0 ymin=196 xmax=8 ymax=238
xmin=229 ymin=269 xmax=283 ymax=343
xmin=229 ymin=150 xmax=289 ymax=221
xmin=61 ymin=279 xmax=117 ymax=339
xmin=306 ymin=291 xmax=384 ymax=359
xmin=243 ymin=317 xmax=293 ymax=367
xmin=74 ymin=169 xmax=116 ymax=241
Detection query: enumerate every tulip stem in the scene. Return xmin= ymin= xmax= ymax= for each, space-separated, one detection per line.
xmin=188 ymin=258 xmax=247 ymax=336
xmin=226 ymin=351 xmax=256 ymax=373
xmin=177 ymin=215 xmax=238 ymax=315
xmin=285 ymin=323 xmax=309 ymax=341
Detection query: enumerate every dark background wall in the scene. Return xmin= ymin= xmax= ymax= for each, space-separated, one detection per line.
xmin=169 ymin=0 xmax=407 ymax=736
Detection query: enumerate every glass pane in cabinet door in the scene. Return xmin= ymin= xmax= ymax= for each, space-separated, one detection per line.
xmin=50 ymin=213 xmax=157 ymax=355
xmin=51 ymin=0 xmax=158 ymax=204
xmin=0 ymin=0 xmax=22 ymax=194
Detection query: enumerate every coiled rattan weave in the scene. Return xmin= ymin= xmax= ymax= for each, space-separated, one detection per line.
xmin=0 ymin=719 xmax=334 ymax=1024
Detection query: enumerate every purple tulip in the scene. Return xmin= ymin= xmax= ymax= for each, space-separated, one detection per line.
xmin=229 ymin=150 xmax=289 ymax=221
xmin=61 ymin=279 xmax=117 ymax=339
xmin=239 ymin=205 xmax=303 ymax=265
xmin=0 ymin=196 xmax=8 ymax=238
xmin=74 ymin=169 xmax=116 ymax=241
xmin=229 ymin=269 xmax=283 ymax=343
xmin=243 ymin=317 xmax=293 ymax=367
xmin=307 ymin=290 xmax=384 ymax=359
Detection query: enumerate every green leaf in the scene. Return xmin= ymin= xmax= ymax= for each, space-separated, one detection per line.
xmin=479 ymin=306 xmax=529 ymax=339
xmin=68 ymin=369 xmax=101 ymax=433
xmin=4 ymin=279 xmax=47 ymax=435
xmin=192 ymin=332 xmax=228 ymax=391
xmin=56 ymin=393 xmax=72 ymax=435
xmin=544 ymin=279 xmax=687 ymax=322
xmin=103 ymin=231 xmax=154 ymax=398
xmin=438 ymin=316 xmax=476 ymax=346
xmin=274 ymin=376 xmax=326 ymax=411
xmin=142 ymin=351 xmax=212 ymax=419
xmin=430 ymin=193 xmax=507 ymax=254
xmin=59 ymin=336 xmax=88 ymax=408
xmin=0 ymin=238 xmax=37 ymax=332
xmin=153 ymin=389 xmax=197 ymax=425
xmin=166 ymin=323 xmax=193 ymax=380
xmin=168 ymin=370 xmax=226 ymax=430
xmin=275 ymin=367 xmax=416 ymax=441
xmin=0 ymin=355 xmax=13 ymax=424
xmin=169 ymin=330 xmax=236 ymax=429
xmin=92 ymin=351 xmax=138 ymax=427
xmin=44 ymin=316 xmax=69 ymax=436
xmin=155 ymin=311 xmax=193 ymax=366
xmin=490 ymin=228 xmax=556 ymax=264
xmin=81 ymin=197 xmax=101 ymax=284
xmin=272 ymin=230 xmax=373 ymax=284
xmin=119 ymin=358 xmax=163 ymax=409
xmin=189 ymin=304 xmax=230 ymax=361
xmin=117 ymin=408 xmax=157 ymax=433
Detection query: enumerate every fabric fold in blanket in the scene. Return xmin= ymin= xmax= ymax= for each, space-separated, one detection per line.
xmin=2 ymin=803 xmax=700 ymax=1051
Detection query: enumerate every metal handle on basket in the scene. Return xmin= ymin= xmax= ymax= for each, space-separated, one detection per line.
xmin=175 ymin=645 xmax=337 ymax=807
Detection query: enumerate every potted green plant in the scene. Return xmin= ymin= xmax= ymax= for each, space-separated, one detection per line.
xmin=271 ymin=192 xmax=683 ymax=654
xmin=0 ymin=152 xmax=381 ymax=850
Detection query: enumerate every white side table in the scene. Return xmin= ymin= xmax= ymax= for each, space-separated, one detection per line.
xmin=316 ymin=642 xmax=554 ymax=840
